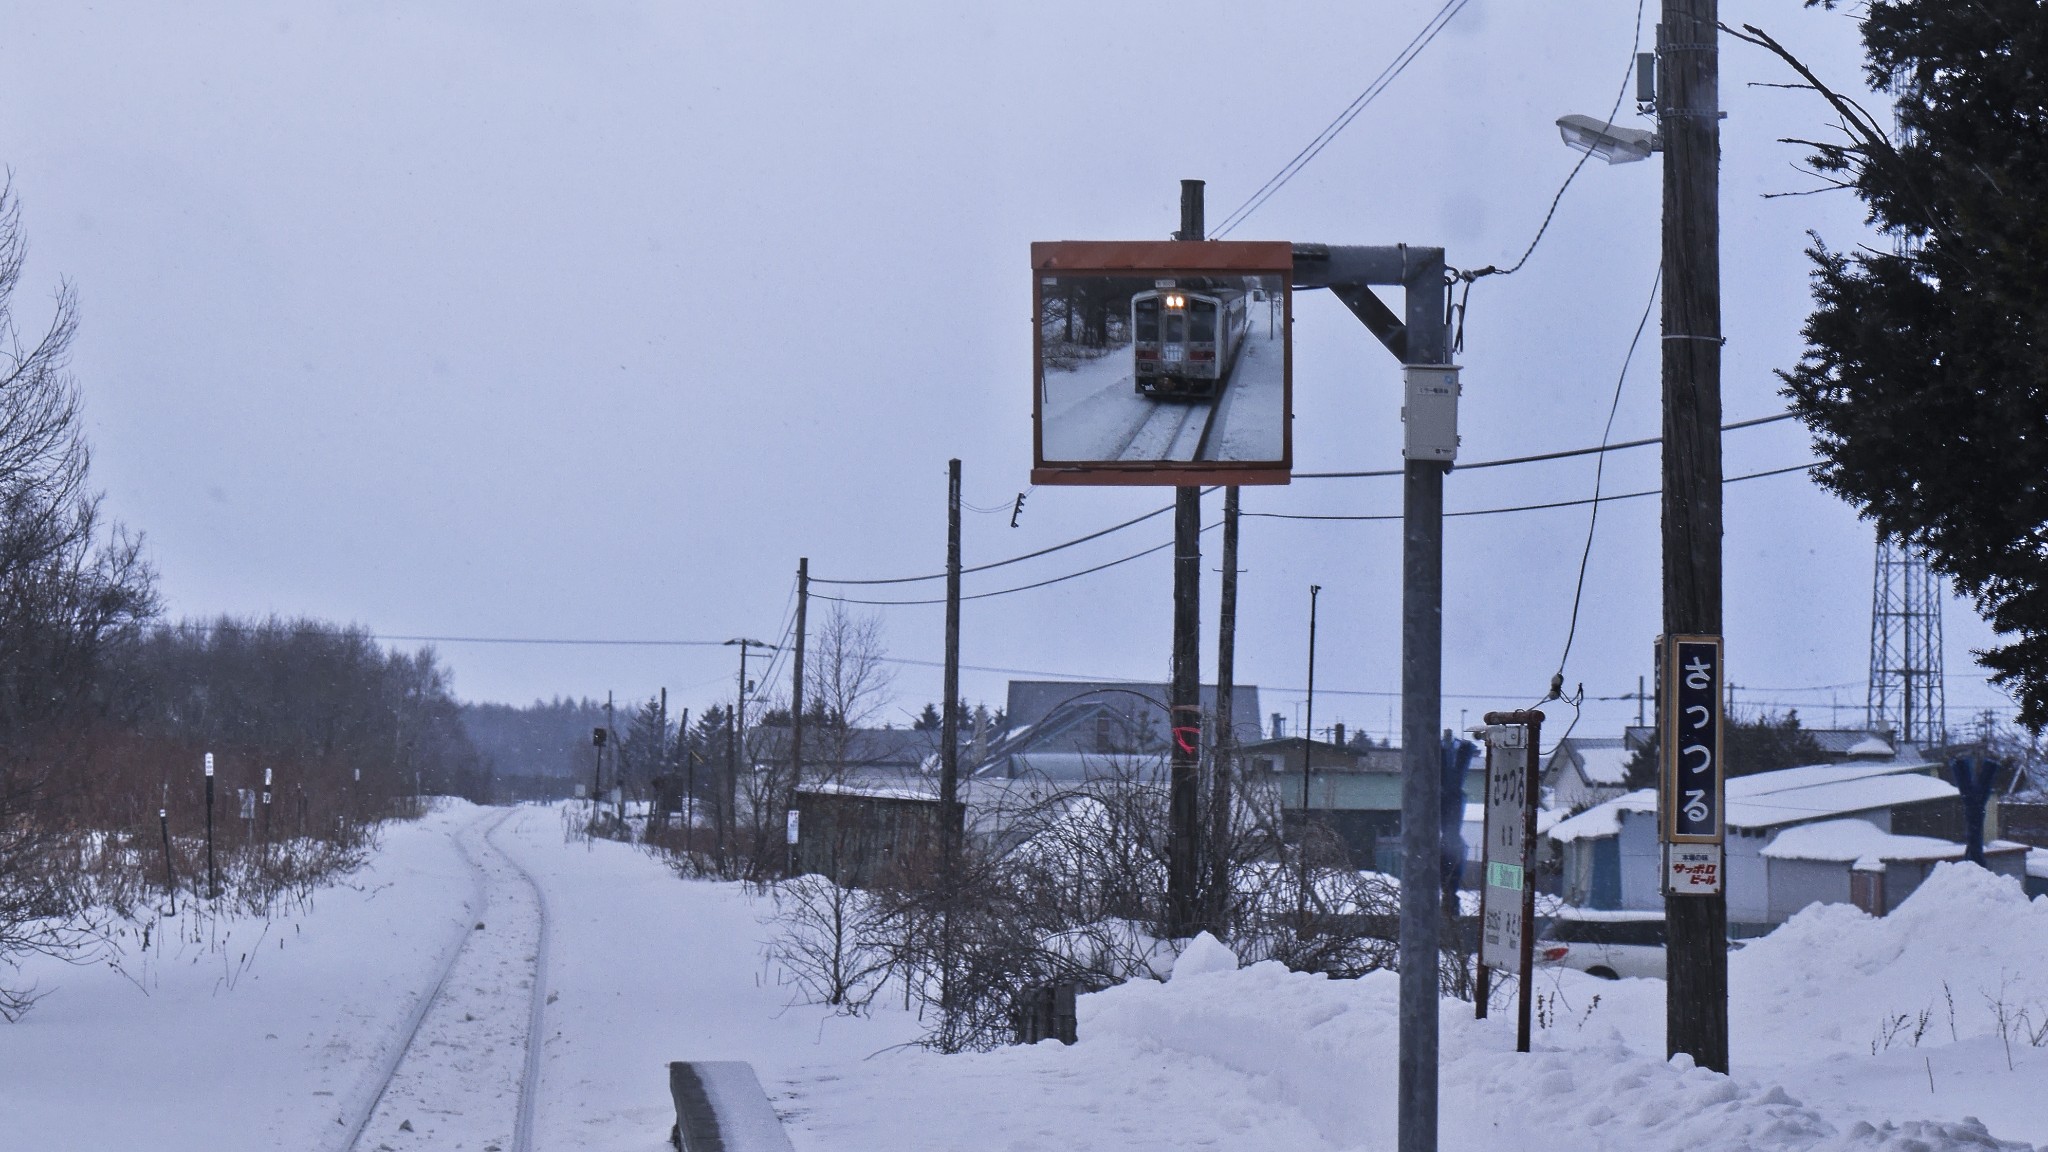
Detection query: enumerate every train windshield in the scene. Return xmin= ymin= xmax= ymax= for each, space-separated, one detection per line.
xmin=1188 ymin=301 xmax=1216 ymax=343
xmin=1164 ymin=312 xmax=1185 ymax=344
xmin=1134 ymin=298 xmax=1159 ymax=342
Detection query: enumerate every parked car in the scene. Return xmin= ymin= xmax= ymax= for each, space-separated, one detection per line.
xmin=1536 ymin=909 xmax=1668 ymax=980
xmin=1535 ymin=909 xmax=1748 ymax=980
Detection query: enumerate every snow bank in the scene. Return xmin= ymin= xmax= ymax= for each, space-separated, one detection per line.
xmin=1733 ymin=862 xmax=2047 ymax=1057
xmin=794 ymin=861 xmax=2044 ymax=1150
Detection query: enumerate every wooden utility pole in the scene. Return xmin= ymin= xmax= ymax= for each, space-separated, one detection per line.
xmin=792 ymin=558 xmax=809 ymax=794
xmin=1207 ymin=486 xmax=1240 ymax=934
xmin=1659 ymin=0 xmax=1729 ymax=1073
xmin=1297 ymin=584 xmax=1321 ymax=930
xmin=1166 ymin=178 xmax=1205 ymax=937
xmin=941 ymin=460 xmax=963 ymax=862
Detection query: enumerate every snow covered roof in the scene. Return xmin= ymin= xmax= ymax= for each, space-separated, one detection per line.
xmin=797 ymin=780 xmax=942 ymax=802
xmin=1845 ymin=735 xmax=1895 ymax=758
xmin=1577 ymin=745 xmax=1634 ymax=786
xmin=1761 ymin=819 xmax=1965 ymax=869
xmin=1547 ymin=788 xmax=1656 ymax=843
xmin=1725 ymin=758 xmax=1935 ymax=798
xmin=1543 ymin=760 xmax=1958 ymax=842
xmin=1726 ymin=772 xmax=1956 ymax=830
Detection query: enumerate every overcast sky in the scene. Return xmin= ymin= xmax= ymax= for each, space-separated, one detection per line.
xmin=0 ymin=1 xmax=2014 ymax=743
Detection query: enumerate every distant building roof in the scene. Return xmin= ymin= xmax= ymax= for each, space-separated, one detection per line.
xmin=1545 ymin=757 xmax=1957 ymax=842
xmin=1762 ymin=819 xmax=2025 ymax=871
xmin=1003 ymin=680 xmax=1262 ymax=741
xmin=1549 ymin=788 xmax=1656 ymax=842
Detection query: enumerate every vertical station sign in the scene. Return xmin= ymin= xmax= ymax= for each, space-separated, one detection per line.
xmin=1479 ymin=710 xmax=1543 ymax=1053
xmin=1479 ymin=724 xmax=1530 ymax=972
xmin=1661 ymin=634 xmax=1725 ymax=894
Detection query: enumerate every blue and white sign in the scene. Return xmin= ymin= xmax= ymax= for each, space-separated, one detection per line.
xmin=1662 ymin=635 xmax=1725 ymax=845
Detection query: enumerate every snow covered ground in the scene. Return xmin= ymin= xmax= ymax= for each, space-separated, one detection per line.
xmin=3 ymin=802 xmax=2042 ymax=1150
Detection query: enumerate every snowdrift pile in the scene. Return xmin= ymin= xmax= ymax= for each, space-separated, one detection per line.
xmin=786 ymin=865 xmax=2045 ymax=1151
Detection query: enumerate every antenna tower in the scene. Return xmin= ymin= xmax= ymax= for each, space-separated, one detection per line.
xmin=1865 ymin=99 xmax=1948 ymax=751
xmin=1866 ymin=537 xmax=1945 ymax=747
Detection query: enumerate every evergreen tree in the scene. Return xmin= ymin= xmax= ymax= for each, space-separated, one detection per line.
xmin=1738 ymin=4 xmax=2048 ymax=725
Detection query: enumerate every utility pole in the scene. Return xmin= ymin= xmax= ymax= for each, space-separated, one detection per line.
xmin=1283 ymin=239 xmax=1452 ymax=1152
xmin=1297 ymin=583 xmax=1321 ymax=931
xmin=940 ymin=461 xmax=963 ymax=863
xmin=792 ymin=559 xmax=809 ymax=792
xmin=591 ymin=724 xmax=606 ymax=828
xmin=1166 ymin=178 xmax=1205 ymax=938
xmin=1207 ymin=486 xmax=1241 ymax=934
xmin=1659 ymin=0 xmax=1729 ymax=1074
xmin=725 ymin=637 xmax=772 ymax=864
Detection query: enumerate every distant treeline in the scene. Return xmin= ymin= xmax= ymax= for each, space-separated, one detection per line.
xmin=462 ymin=696 xmax=612 ymax=799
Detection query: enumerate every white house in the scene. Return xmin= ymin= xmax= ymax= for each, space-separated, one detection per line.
xmin=1542 ymin=734 xmax=1642 ymax=812
xmin=1546 ymin=756 xmax=2006 ymax=930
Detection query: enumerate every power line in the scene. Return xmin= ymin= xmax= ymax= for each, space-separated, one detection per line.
xmin=1210 ymin=0 xmax=1472 ymax=239
xmin=376 ymin=634 xmax=729 ymax=648
xmin=814 ymin=412 xmax=1796 ymax=587
xmin=810 ymin=489 xmax=1215 ymax=586
xmin=1455 ymin=0 xmax=1648 ymax=284
xmin=1292 ymin=410 xmax=1792 ymax=479
xmin=815 ymin=522 xmax=1222 ymax=608
xmin=1554 ymin=263 xmax=1662 ymax=680
xmin=1244 ymin=460 xmax=1821 ymax=522
xmin=825 ymin=461 xmax=1819 ymax=609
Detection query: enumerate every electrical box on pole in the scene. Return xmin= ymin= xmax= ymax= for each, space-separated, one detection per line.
xmin=1401 ymin=365 xmax=1461 ymax=463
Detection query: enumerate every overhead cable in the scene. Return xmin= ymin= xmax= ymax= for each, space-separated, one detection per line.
xmin=1242 ymin=461 xmax=1821 ymax=522
xmin=1210 ymin=0 xmax=1472 ymax=239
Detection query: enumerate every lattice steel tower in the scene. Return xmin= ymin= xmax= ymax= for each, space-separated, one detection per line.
xmin=1867 ymin=537 xmax=1945 ymax=747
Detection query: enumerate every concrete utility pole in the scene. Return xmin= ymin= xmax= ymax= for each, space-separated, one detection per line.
xmin=1207 ymin=486 xmax=1241 ymax=935
xmin=1659 ymin=0 xmax=1729 ymax=1073
xmin=1166 ymin=178 xmax=1205 ymax=938
xmin=941 ymin=459 xmax=963 ymax=863
xmin=1287 ymin=240 xmax=1450 ymax=1152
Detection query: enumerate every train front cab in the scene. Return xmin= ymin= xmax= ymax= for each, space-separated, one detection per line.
xmin=1133 ymin=290 xmax=1223 ymax=400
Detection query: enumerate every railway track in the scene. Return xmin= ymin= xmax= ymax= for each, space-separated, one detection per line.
xmin=1111 ymin=395 xmax=1220 ymax=464
xmin=336 ymin=806 xmax=551 ymax=1152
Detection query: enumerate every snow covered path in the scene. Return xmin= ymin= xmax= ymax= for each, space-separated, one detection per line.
xmin=349 ymin=807 xmax=548 ymax=1152
xmin=484 ymin=804 xmax=924 ymax=1150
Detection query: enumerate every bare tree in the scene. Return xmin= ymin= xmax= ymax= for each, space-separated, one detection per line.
xmin=802 ymin=603 xmax=895 ymax=784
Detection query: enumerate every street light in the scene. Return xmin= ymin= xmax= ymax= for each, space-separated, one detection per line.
xmin=1556 ymin=113 xmax=1659 ymax=164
